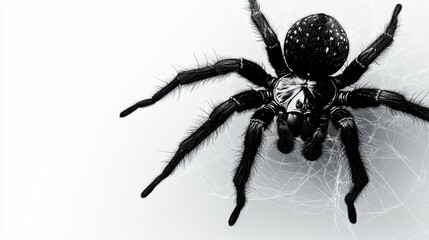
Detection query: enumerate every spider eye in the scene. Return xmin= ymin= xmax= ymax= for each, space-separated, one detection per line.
xmin=284 ymin=13 xmax=349 ymax=78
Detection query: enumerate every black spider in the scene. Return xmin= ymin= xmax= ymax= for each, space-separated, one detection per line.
xmin=121 ymin=1 xmax=427 ymax=226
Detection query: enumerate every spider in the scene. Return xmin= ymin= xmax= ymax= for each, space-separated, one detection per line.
xmin=121 ymin=1 xmax=428 ymax=226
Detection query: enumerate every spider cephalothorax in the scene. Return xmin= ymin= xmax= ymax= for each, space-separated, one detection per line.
xmin=121 ymin=1 xmax=426 ymax=226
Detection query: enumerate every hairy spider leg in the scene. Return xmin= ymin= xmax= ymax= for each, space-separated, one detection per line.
xmin=302 ymin=115 xmax=329 ymax=161
xmin=276 ymin=111 xmax=295 ymax=154
xmin=248 ymin=0 xmax=290 ymax=77
xmin=120 ymin=58 xmax=275 ymax=117
xmin=229 ymin=102 xmax=277 ymax=226
xmin=340 ymin=88 xmax=429 ymax=121
xmin=334 ymin=4 xmax=402 ymax=88
xmin=140 ymin=90 xmax=272 ymax=198
xmin=330 ymin=107 xmax=369 ymax=224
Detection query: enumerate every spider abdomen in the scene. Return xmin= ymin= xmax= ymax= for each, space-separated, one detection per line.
xmin=284 ymin=13 xmax=349 ymax=78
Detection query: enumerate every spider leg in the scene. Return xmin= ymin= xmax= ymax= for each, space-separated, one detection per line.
xmin=333 ymin=4 xmax=402 ymax=89
xmin=339 ymin=88 xmax=429 ymax=121
xmin=330 ymin=107 xmax=369 ymax=224
xmin=248 ymin=0 xmax=290 ymax=77
xmin=120 ymin=58 xmax=275 ymax=117
xmin=302 ymin=115 xmax=328 ymax=161
xmin=276 ymin=110 xmax=295 ymax=154
xmin=229 ymin=102 xmax=277 ymax=226
xmin=141 ymin=90 xmax=272 ymax=198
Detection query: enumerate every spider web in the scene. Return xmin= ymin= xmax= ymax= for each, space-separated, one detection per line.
xmin=151 ymin=1 xmax=429 ymax=239
xmin=173 ymin=9 xmax=429 ymax=240
xmin=188 ymin=88 xmax=429 ymax=239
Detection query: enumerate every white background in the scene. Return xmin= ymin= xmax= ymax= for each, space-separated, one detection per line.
xmin=2 ymin=0 xmax=429 ymax=239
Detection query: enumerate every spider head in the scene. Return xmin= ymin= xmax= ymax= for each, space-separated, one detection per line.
xmin=284 ymin=13 xmax=349 ymax=79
